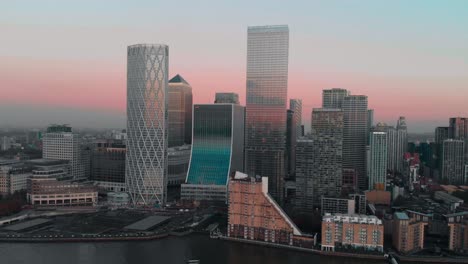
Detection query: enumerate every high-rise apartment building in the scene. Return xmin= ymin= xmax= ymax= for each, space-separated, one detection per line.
xmin=373 ymin=123 xmax=397 ymax=173
xmin=168 ymin=74 xmax=193 ymax=147
xmin=245 ymin=25 xmax=289 ymax=203
xmin=342 ymin=95 xmax=368 ymax=190
xmin=442 ymin=139 xmax=465 ymax=185
xmin=215 ymin=93 xmax=240 ymax=104
xmin=396 ymin=117 xmax=408 ymax=173
xmin=435 ymin=127 xmax=449 ymax=145
xmin=290 ymin=99 xmax=302 ymax=139
xmin=181 ymin=104 xmax=244 ymax=202
xmin=42 ymin=125 xmax=85 ymax=180
xmin=126 ymin=44 xmax=168 ymax=206
xmin=295 ymin=109 xmax=343 ymax=211
xmin=368 ymin=132 xmax=387 ymax=190
xmin=322 ymin=88 xmax=349 ymax=109
xmin=449 ymin=117 xmax=468 ymax=163
xmin=286 ymin=109 xmax=296 ymax=178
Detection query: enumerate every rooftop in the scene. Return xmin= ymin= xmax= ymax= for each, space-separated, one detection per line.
xmin=169 ymin=74 xmax=189 ymax=85
xmin=395 ymin=212 xmax=410 ymax=220
xmin=124 ymin=215 xmax=171 ymax=231
xmin=3 ymin=218 xmax=52 ymax=231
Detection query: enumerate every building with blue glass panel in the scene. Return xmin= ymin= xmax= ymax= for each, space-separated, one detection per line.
xmin=181 ymin=103 xmax=244 ymax=202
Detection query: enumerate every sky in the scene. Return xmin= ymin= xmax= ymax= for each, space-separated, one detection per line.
xmin=0 ymin=0 xmax=467 ymax=133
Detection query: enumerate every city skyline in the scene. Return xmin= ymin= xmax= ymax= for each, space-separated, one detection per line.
xmin=1 ymin=1 xmax=468 ymax=133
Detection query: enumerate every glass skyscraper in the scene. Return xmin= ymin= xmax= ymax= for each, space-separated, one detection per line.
xmin=126 ymin=44 xmax=168 ymax=206
xmin=181 ymin=104 xmax=245 ymax=201
xmin=168 ymin=74 xmax=193 ymax=147
xmin=245 ymin=25 xmax=289 ymax=203
xmin=342 ymin=95 xmax=368 ymax=191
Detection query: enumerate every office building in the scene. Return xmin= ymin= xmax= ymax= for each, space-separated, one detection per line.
xmin=245 ymin=25 xmax=289 ymax=203
xmin=167 ymin=145 xmax=191 ymax=186
xmin=168 ymin=74 xmax=193 ymax=147
xmin=322 ymin=88 xmax=349 ymax=109
xmin=0 ymin=163 xmax=32 ymax=196
xmin=228 ymin=172 xmax=314 ymax=247
xmin=368 ymin=132 xmax=387 ymax=190
xmin=181 ymin=104 xmax=244 ymax=202
xmin=446 ymin=211 xmax=468 ymax=253
xmin=42 ymin=125 xmax=85 ymax=180
xmin=434 ymin=191 xmax=463 ymax=211
xmin=441 ymin=139 xmax=465 ymax=185
xmin=342 ymin=169 xmax=357 ymax=195
xmin=349 ymin=193 xmax=367 ymax=214
xmin=1 ymin=136 xmax=13 ymax=151
xmin=342 ymin=95 xmax=368 ymax=190
xmin=91 ymin=140 xmax=126 ymax=192
xmin=126 ymin=44 xmax=169 ymax=206
xmin=321 ymin=213 xmax=384 ymax=252
xmin=393 ymin=211 xmax=427 ymax=254
xmin=215 ymin=93 xmax=239 ymax=104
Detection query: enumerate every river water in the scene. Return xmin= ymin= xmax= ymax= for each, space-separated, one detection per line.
xmin=0 ymin=234 xmax=385 ymax=264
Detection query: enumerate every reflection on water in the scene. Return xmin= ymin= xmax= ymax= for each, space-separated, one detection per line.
xmin=0 ymin=234 xmax=385 ymax=264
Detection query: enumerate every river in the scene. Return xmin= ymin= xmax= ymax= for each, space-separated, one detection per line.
xmin=0 ymin=234 xmax=385 ymax=264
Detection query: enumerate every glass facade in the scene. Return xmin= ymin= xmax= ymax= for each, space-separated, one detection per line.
xmin=368 ymin=132 xmax=388 ymax=190
xmin=245 ymin=25 xmax=289 ymax=203
xmin=126 ymin=44 xmax=168 ymax=206
xmin=182 ymin=104 xmax=244 ymax=201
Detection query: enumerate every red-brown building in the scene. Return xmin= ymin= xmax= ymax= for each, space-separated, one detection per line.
xmin=393 ymin=211 xmax=428 ymax=254
xmin=228 ymin=172 xmax=314 ymax=247
xmin=446 ymin=211 xmax=468 ymax=253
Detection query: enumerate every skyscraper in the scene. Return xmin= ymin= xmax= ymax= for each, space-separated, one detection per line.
xmin=168 ymin=74 xmax=193 ymax=147
xmin=442 ymin=139 xmax=465 ymax=185
xmin=396 ymin=117 xmax=408 ymax=173
xmin=435 ymin=127 xmax=449 ymax=145
xmin=368 ymin=132 xmax=388 ymax=190
xmin=290 ymin=99 xmax=302 ymax=139
xmin=42 ymin=125 xmax=85 ymax=180
xmin=215 ymin=93 xmax=240 ymax=104
xmin=245 ymin=25 xmax=289 ymax=203
xmin=449 ymin=117 xmax=468 ymax=163
xmin=342 ymin=95 xmax=368 ymax=190
xmin=181 ymin=104 xmax=245 ymax=201
xmin=373 ymin=123 xmax=397 ymax=173
xmin=295 ymin=109 xmax=343 ymax=211
xmin=286 ymin=109 xmax=296 ymax=178
xmin=126 ymin=44 xmax=168 ymax=206
xmin=322 ymin=88 xmax=349 ymax=109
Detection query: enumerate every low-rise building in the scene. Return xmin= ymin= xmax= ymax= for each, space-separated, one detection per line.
xmin=321 ymin=197 xmax=355 ymax=215
xmin=107 ymin=192 xmax=130 ymax=207
xmin=365 ymin=190 xmax=391 ymax=206
xmin=434 ymin=191 xmax=463 ymax=211
xmin=228 ymin=172 xmax=314 ymax=247
xmin=321 ymin=213 xmax=384 ymax=252
xmin=446 ymin=211 xmax=468 ymax=253
xmin=167 ymin=145 xmax=191 ymax=186
xmin=393 ymin=211 xmax=427 ymax=254
xmin=0 ymin=163 xmax=32 ymax=196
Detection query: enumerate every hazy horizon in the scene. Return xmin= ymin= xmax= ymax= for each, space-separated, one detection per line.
xmin=1 ymin=1 xmax=467 ymax=133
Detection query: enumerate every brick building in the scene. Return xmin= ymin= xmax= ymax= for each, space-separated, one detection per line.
xmin=227 ymin=172 xmax=314 ymax=247
xmin=321 ymin=213 xmax=384 ymax=252
xmin=446 ymin=211 xmax=468 ymax=253
xmin=392 ymin=211 xmax=428 ymax=254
